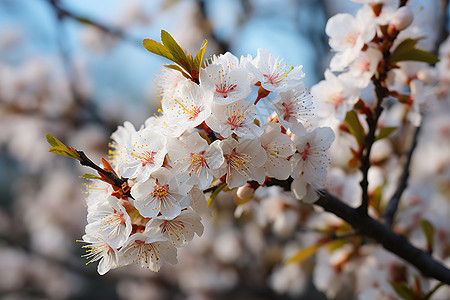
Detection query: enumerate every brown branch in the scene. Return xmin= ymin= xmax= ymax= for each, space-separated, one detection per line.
xmin=383 ymin=123 xmax=422 ymax=226
xmin=76 ymin=150 xmax=132 ymax=199
xmin=266 ymin=178 xmax=450 ymax=284
xmin=358 ymin=76 xmax=385 ymax=215
xmin=316 ymin=190 xmax=450 ymax=284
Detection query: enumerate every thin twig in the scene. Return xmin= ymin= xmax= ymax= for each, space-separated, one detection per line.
xmin=383 ymin=123 xmax=422 ymax=226
xmin=76 ymin=150 xmax=132 ymax=199
xmin=45 ymin=0 xmax=141 ymax=45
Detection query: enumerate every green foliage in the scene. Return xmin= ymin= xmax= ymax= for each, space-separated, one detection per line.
xmin=390 ymin=38 xmax=439 ymax=64
xmin=142 ymin=30 xmax=207 ymax=82
xmin=286 ymin=243 xmax=322 ymax=265
xmin=420 ymin=219 xmax=435 ymax=252
xmin=207 ymin=182 xmax=227 ymax=207
xmin=344 ymin=110 xmax=365 ymax=147
xmin=390 ymin=281 xmax=419 ymax=300
xmin=46 ymin=134 xmax=81 ymax=161
xmin=82 ymin=173 xmax=102 ymax=180
xmin=376 ymin=126 xmax=398 ymax=141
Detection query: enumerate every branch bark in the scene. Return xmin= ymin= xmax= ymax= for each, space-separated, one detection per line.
xmin=316 ymin=190 xmax=450 ymax=284
xmin=383 ymin=123 xmax=422 ymax=226
xmin=358 ymin=76 xmax=385 ymax=214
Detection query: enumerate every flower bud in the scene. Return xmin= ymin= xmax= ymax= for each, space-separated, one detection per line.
xmin=417 ymin=68 xmax=439 ymax=85
xmin=236 ymin=182 xmax=255 ymax=199
xmin=389 ymin=6 xmax=414 ymax=34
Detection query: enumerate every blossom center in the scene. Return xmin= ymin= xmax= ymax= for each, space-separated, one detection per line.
xmin=302 ymin=142 xmax=311 ymax=161
xmin=190 ymin=151 xmax=206 ymax=174
xmin=215 ymin=83 xmax=237 ymax=98
xmin=161 ymin=219 xmax=185 ymax=234
xmin=225 ymin=149 xmax=251 ymax=169
xmin=281 ymin=102 xmax=294 ymax=119
xmin=174 ymin=99 xmax=202 ymax=120
xmin=135 ymin=151 xmax=157 ymax=167
xmin=151 ymin=184 xmax=169 ymax=200
xmin=226 ymin=113 xmax=246 ymax=129
xmin=345 ymin=30 xmax=360 ymax=47
xmin=328 ymin=92 xmax=343 ymax=108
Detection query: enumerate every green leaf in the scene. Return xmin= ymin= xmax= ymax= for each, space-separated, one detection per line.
xmin=391 ymin=38 xmax=439 ymax=64
xmin=207 ymin=182 xmax=227 ymax=207
xmin=376 ymin=126 xmax=398 ymax=141
xmin=46 ymin=133 xmax=61 ymax=147
xmin=164 ymin=64 xmax=192 ymax=79
xmin=194 ymin=40 xmax=207 ymax=71
xmin=46 ymin=134 xmax=81 ymax=161
xmin=344 ymin=110 xmax=365 ymax=147
xmin=327 ymin=239 xmax=347 ymax=252
xmin=82 ymin=173 xmax=102 ymax=180
xmin=286 ymin=244 xmax=321 ymax=265
xmin=394 ymin=49 xmax=439 ymax=64
xmin=142 ymin=39 xmax=174 ymax=61
xmin=391 ymin=38 xmax=418 ymax=58
xmin=420 ymin=219 xmax=435 ymax=251
xmin=390 ymin=281 xmax=416 ymax=300
xmin=160 ymin=30 xmax=192 ymax=73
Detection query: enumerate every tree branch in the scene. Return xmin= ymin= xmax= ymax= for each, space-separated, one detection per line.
xmin=316 ymin=190 xmax=450 ymax=284
xmin=76 ymin=150 xmax=132 ymax=199
xmin=383 ymin=123 xmax=422 ymax=226
xmin=358 ymin=76 xmax=385 ymax=215
xmin=266 ymin=178 xmax=450 ymax=284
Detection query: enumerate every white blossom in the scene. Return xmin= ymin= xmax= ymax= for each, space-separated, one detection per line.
xmin=85 ymin=196 xmax=132 ymax=248
xmin=131 ymin=168 xmax=190 ymax=219
xmin=117 ymin=127 xmax=167 ymax=183
xmin=311 ymin=70 xmax=361 ymax=122
xmin=200 ymin=52 xmax=252 ymax=104
xmin=270 ymin=89 xmax=314 ymax=136
xmin=166 ymin=132 xmax=224 ymax=190
xmin=214 ymin=138 xmax=267 ymax=188
xmin=81 ymin=234 xmax=118 ymax=275
xmin=118 ymin=232 xmax=177 ymax=272
xmin=161 ymin=80 xmax=213 ymax=137
xmin=205 ymin=99 xmax=264 ymax=139
xmin=259 ymin=122 xmax=295 ymax=180
xmin=145 ymin=210 xmax=204 ymax=247
xmin=247 ymin=48 xmax=305 ymax=92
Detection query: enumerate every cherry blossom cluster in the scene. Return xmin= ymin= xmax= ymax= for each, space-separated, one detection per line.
xmin=311 ymin=0 xmax=436 ymax=127
xmin=80 ymin=48 xmax=335 ymax=274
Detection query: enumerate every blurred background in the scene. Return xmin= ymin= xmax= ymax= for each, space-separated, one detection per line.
xmin=0 ymin=0 xmax=448 ymax=299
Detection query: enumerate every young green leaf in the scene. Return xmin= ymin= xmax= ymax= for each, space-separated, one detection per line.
xmin=194 ymin=40 xmax=208 ymax=72
xmin=391 ymin=38 xmax=439 ymax=64
xmin=142 ymin=39 xmax=175 ymax=61
xmin=344 ymin=110 xmax=365 ymax=147
xmin=164 ymin=64 xmax=192 ymax=80
xmin=160 ymin=30 xmax=192 ymax=73
xmin=82 ymin=173 xmax=102 ymax=180
xmin=207 ymin=182 xmax=227 ymax=207
xmin=46 ymin=134 xmax=81 ymax=161
xmin=375 ymin=126 xmax=398 ymax=141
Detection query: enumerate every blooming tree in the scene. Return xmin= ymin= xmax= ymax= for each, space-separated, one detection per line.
xmin=44 ymin=0 xmax=450 ymax=298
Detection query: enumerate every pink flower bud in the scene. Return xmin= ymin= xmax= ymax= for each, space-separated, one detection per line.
xmin=390 ymin=6 xmax=414 ymax=31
